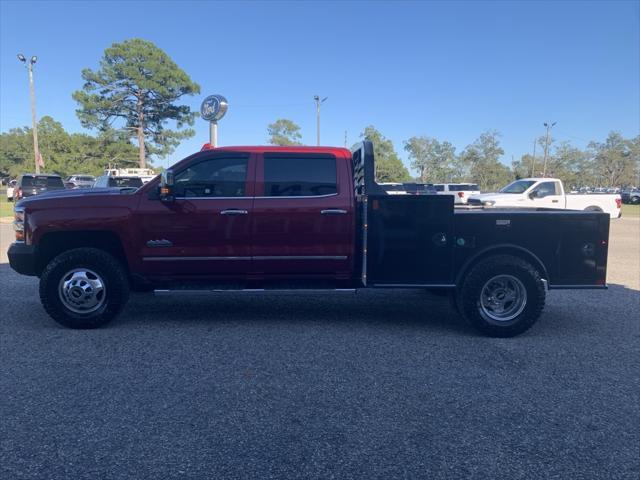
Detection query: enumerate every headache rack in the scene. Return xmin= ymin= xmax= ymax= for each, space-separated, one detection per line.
xmin=351 ymin=141 xmax=455 ymax=288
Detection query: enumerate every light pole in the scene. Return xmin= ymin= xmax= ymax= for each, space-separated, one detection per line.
xmin=17 ymin=54 xmax=41 ymax=174
xmin=313 ymin=95 xmax=327 ymax=146
xmin=542 ymin=121 xmax=556 ymax=177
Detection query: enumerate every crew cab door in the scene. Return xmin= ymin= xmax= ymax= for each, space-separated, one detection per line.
xmin=251 ymin=152 xmax=353 ymax=277
xmin=528 ymin=180 xmax=564 ymax=209
xmin=134 ymin=151 xmax=255 ymax=276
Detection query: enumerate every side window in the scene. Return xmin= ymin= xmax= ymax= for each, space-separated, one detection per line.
xmin=434 ymin=185 xmax=445 ymax=192
xmin=174 ymin=157 xmax=248 ymax=198
xmin=532 ymin=181 xmax=557 ymax=198
xmin=264 ymin=156 xmax=337 ymax=197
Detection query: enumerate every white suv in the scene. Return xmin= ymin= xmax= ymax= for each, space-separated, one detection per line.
xmin=434 ymin=183 xmax=480 ymax=204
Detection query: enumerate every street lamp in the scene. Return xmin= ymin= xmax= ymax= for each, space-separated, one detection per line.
xmin=17 ymin=53 xmax=41 ymax=174
xmin=542 ymin=121 xmax=556 ymax=177
xmin=314 ymin=95 xmax=328 ymax=146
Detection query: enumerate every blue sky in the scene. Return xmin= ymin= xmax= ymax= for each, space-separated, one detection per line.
xmin=1 ymin=0 xmax=638 ymax=170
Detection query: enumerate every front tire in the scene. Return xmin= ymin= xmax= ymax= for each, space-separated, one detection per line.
xmin=457 ymin=255 xmax=545 ymax=337
xmin=39 ymin=248 xmax=130 ymax=329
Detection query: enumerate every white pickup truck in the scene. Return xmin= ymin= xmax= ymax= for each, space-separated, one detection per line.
xmin=468 ymin=178 xmax=622 ymax=219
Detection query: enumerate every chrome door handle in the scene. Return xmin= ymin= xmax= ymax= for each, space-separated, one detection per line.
xmin=321 ymin=209 xmax=347 ymax=215
xmin=220 ymin=209 xmax=248 ymax=215
xmin=551 ymin=200 xmax=559 ymax=203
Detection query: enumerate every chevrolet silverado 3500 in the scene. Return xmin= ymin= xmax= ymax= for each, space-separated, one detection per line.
xmin=8 ymin=141 xmax=610 ymax=337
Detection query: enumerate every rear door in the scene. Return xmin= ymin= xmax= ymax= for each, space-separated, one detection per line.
xmin=251 ymin=152 xmax=353 ymax=277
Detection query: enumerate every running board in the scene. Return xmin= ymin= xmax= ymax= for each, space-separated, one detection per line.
xmin=154 ymin=288 xmax=357 ymax=296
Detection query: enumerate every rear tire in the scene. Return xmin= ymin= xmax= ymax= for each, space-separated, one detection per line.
xmin=457 ymin=255 xmax=545 ymax=337
xmin=39 ymin=248 xmax=130 ymax=329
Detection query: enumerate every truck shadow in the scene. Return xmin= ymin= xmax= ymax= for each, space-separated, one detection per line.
xmin=1 ymin=264 xmax=637 ymax=337
xmin=124 ymin=288 xmax=473 ymax=335
xmin=123 ymin=282 xmax=639 ymax=337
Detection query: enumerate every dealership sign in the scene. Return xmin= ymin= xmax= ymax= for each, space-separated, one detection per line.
xmin=200 ymin=95 xmax=228 ymax=122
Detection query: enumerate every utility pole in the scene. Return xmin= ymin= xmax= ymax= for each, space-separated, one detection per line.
xmin=313 ymin=95 xmax=327 ymax=146
xmin=18 ymin=54 xmax=41 ymax=174
xmin=542 ymin=121 xmax=556 ymax=177
xmin=531 ymin=139 xmax=537 ymax=177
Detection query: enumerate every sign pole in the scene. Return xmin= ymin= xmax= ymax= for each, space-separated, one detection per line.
xmin=210 ymin=121 xmax=218 ymax=147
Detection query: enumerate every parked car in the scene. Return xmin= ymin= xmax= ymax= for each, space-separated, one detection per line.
xmin=379 ymin=183 xmax=436 ymax=195
xmin=93 ymin=175 xmax=144 ymax=189
xmin=8 ymin=141 xmax=613 ymax=338
xmin=12 ymin=174 xmax=65 ymax=201
xmin=433 ymin=183 xmax=481 ymax=204
xmin=468 ymin=178 xmax=621 ymax=219
xmin=65 ymin=175 xmax=96 ymax=189
xmin=6 ymin=179 xmax=17 ymax=201
xmin=621 ymin=188 xmax=640 ymax=204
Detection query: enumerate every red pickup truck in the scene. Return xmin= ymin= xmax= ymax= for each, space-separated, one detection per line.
xmin=8 ymin=141 xmax=610 ymax=337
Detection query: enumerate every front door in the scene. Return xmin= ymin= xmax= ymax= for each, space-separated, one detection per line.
xmin=135 ymin=151 xmax=255 ymax=277
xmin=529 ymin=180 xmax=563 ymax=209
xmin=251 ymin=152 xmax=354 ymax=278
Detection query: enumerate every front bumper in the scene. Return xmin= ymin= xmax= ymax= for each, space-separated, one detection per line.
xmin=8 ymin=242 xmax=37 ymax=276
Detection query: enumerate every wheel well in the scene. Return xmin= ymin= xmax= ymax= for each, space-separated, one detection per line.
xmin=36 ymin=231 xmax=128 ymax=275
xmin=455 ymin=246 xmax=549 ymax=287
xmin=584 ymin=206 xmax=603 ymax=212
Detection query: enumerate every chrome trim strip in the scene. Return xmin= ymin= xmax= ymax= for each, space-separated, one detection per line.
xmin=254 ymin=193 xmax=339 ymax=199
xmin=253 ymin=256 xmax=347 ymax=260
xmin=143 ymin=256 xmax=251 ymax=261
xmin=143 ymin=255 xmax=347 ymax=262
xmin=548 ymin=284 xmax=608 ymax=290
xmin=321 ymin=209 xmax=347 ymax=215
xmin=154 ymin=288 xmax=357 ymax=296
xmin=174 ymin=196 xmax=252 ymax=200
xmin=362 ymin=196 xmax=368 ymax=286
xmin=372 ymin=284 xmax=457 ymax=288
xmin=170 ymin=193 xmax=339 ymax=200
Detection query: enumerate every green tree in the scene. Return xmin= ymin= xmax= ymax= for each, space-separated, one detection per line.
xmin=588 ymin=131 xmax=637 ymax=187
xmin=404 ymin=136 xmax=456 ymax=182
xmin=73 ymin=38 xmax=200 ymax=168
xmin=0 ymin=116 xmax=138 ymax=177
xmin=357 ymin=126 xmax=411 ymax=182
xmin=267 ymin=119 xmax=302 ymax=145
xmin=459 ymin=130 xmax=511 ymax=191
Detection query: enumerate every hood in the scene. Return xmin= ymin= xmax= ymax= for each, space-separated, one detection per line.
xmin=467 ymin=193 xmax=504 ymax=202
xmin=16 ymin=187 xmax=138 ymax=206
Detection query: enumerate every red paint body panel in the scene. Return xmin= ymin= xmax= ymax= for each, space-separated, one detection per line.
xmin=251 ymin=151 xmax=355 ymax=277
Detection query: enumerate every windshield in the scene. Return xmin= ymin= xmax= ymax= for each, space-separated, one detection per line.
xmin=499 ymin=180 xmax=536 ymax=194
xmin=21 ymin=176 xmax=64 ymax=188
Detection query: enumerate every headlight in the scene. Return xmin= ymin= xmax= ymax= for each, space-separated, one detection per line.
xmin=483 ymin=200 xmax=496 ymax=207
xmin=13 ymin=207 xmax=25 ymax=242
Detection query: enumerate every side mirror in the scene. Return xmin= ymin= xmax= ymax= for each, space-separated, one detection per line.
xmin=159 ymin=169 xmax=175 ymax=202
xmin=528 ymin=190 xmax=538 ymax=199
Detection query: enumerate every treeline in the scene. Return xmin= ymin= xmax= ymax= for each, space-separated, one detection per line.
xmin=0 ymin=116 xmax=141 ymax=177
xmin=269 ymin=119 xmax=640 ymax=190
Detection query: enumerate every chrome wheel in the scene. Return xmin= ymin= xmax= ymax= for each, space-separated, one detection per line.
xmin=479 ymin=274 xmax=527 ymax=322
xmin=58 ymin=268 xmax=106 ymax=314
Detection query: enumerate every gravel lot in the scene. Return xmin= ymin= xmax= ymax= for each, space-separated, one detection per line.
xmin=1 ymin=219 xmax=638 ymax=479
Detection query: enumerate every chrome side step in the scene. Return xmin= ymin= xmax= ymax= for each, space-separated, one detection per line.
xmin=153 ymin=288 xmax=357 ymax=296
